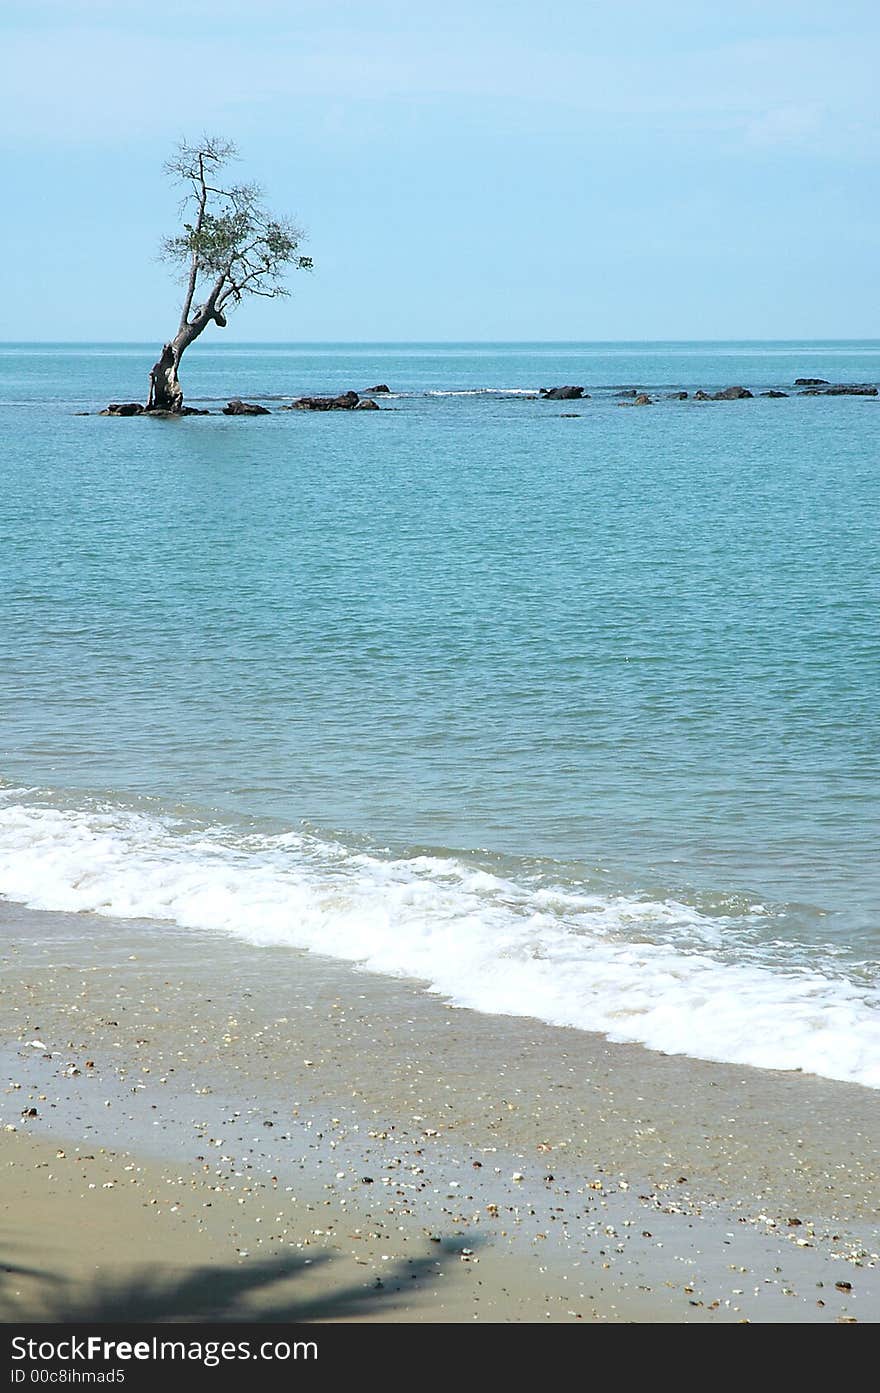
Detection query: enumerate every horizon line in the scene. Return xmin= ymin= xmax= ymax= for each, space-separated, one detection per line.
xmin=3 ymin=337 xmax=880 ymax=348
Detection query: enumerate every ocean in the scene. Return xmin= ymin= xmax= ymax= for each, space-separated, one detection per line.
xmin=1 ymin=341 xmax=878 ymax=1086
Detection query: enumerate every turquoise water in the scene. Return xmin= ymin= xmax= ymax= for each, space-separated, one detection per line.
xmin=1 ymin=342 xmax=879 ymax=1084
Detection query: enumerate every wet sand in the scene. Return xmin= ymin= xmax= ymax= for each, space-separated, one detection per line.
xmin=1 ymin=903 xmax=877 ymax=1322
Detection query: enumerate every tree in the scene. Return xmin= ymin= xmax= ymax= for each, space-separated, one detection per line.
xmin=147 ymin=137 xmax=312 ymax=412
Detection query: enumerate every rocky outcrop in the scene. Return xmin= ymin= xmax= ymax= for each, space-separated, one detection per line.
xmin=618 ymin=393 xmax=653 ymax=407
xmin=795 ymin=378 xmax=829 ymax=386
xmin=761 ymin=390 xmax=788 ymax=398
xmin=692 ymin=386 xmax=753 ymax=401
xmin=364 ymin=384 xmax=391 ymax=394
xmin=284 ymin=391 xmax=378 ymax=411
xmin=712 ymin=385 xmax=753 ymax=400
xmin=820 ymin=383 xmax=877 ymax=396
xmin=667 ymin=391 xmax=688 ymax=400
xmin=100 ymin=402 xmax=210 ymax=417
xmin=223 ymin=399 xmax=271 ymax=415
xmin=540 ymin=385 xmax=585 ymax=400
xmin=798 ymin=383 xmax=877 ymax=396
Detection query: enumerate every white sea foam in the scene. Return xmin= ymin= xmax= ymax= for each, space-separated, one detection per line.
xmin=423 ymin=388 xmax=539 ymax=396
xmin=1 ymin=793 xmax=878 ymax=1088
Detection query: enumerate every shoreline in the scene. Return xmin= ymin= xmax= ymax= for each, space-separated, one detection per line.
xmin=1 ymin=901 xmax=877 ymax=1323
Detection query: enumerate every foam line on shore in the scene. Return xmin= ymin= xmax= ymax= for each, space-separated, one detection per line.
xmin=1 ymin=790 xmax=878 ymax=1088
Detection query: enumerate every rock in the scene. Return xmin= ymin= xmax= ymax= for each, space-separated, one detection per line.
xmin=821 ymin=383 xmax=878 ymax=396
xmin=798 ymin=383 xmax=877 ymax=396
xmin=223 ymin=399 xmax=271 ymax=415
xmin=540 ymin=385 xmax=584 ymax=400
xmin=795 ymin=378 xmax=829 ymax=386
xmin=693 ymin=390 xmax=712 ymax=401
xmin=760 ymin=390 xmax=788 ymax=398
xmin=614 ymin=389 xmax=638 ymax=398
xmin=102 ymin=403 xmax=211 ymax=417
xmin=712 ymin=385 xmax=753 ymax=400
xmin=633 ymin=393 xmax=653 ymax=406
xmin=667 ymin=391 xmax=688 ymax=400
xmin=559 ymin=412 xmax=581 ymax=417
xmin=363 ymin=384 xmax=391 ymax=394
xmin=355 ymin=397 xmax=380 ymax=410
xmin=286 ymin=391 xmax=363 ymax=411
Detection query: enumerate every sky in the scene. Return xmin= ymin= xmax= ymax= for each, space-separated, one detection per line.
xmin=2 ymin=1 xmax=879 ymax=341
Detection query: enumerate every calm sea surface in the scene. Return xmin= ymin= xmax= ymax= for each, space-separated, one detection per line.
xmin=1 ymin=342 xmax=879 ymax=1084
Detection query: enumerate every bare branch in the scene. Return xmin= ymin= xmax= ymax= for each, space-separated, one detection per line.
xmin=163 ymin=136 xmax=238 ymax=183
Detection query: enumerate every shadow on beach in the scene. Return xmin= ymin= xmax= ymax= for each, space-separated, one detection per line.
xmin=0 ymin=1237 xmax=478 ymax=1323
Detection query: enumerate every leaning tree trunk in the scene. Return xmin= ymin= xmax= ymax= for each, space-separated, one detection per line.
xmin=146 ymin=308 xmax=227 ymax=413
xmin=147 ymin=339 xmax=185 ymax=412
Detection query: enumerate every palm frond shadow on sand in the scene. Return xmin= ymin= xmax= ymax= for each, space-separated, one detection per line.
xmin=0 ymin=1237 xmax=480 ymax=1323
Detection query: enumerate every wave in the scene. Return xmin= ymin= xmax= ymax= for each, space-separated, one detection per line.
xmin=423 ymin=388 xmax=540 ymax=397
xmin=0 ymin=789 xmax=878 ymax=1088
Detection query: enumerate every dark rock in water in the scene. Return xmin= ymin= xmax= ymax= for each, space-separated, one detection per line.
xmin=761 ymin=390 xmax=788 ymax=398
xmin=559 ymin=412 xmax=581 ymax=417
xmin=541 ymin=385 xmax=584 ymax=400
xmin=693 ymin=389 xmax=712 ymax=401
xmin=795 ymin=378 xmax=829 ymax=386
xmin=223 ymin=399 xmax=271 ymax=415
xmin=798 ymin=383 xmax=877 ymax=396
xmin=712 ymin=385 xmax=753 ymax=400
xmin=634 ymin=393 xmax=653 ymax=405
xmin=101 ymin=402 xmax=212 ymax=417
xmin=355 ymin=397 xmax=380 ymax=410
xmin=614 ymin=389 xmax=638 ymax=398
xmin=667 ymin=391 xmax=688 ymax=400
xmin=364 ymin=384 xmax=391 ymax=394
xmin=74 ymin=411 xmax=91 ymax=416
xmin=821 ymin=383 xmax=878 ymax=396
xmin=286 ymin=391 xmax=366 ymax=411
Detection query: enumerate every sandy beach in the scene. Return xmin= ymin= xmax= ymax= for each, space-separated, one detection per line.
xmin=1 ymin=900 xmax=876 ymax=1324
